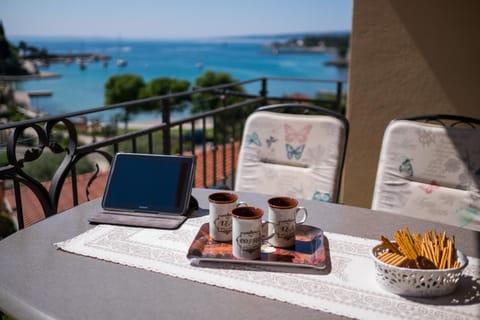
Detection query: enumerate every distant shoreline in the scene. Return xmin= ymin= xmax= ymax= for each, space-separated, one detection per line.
xmin=0 ymin=52 xmax=111 ymax=81
xmin=46 ymin=53 xmax=111 ymax=64
xmin=0 ymin=72 xmax=61 ymax=81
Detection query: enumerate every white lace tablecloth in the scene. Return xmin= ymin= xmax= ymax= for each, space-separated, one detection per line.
xmin=55 ymin=216 xmax=480 ymax=320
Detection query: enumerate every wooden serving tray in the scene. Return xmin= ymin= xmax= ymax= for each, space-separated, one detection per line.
xmin=187 ymin=223 xmax=326 ymax=270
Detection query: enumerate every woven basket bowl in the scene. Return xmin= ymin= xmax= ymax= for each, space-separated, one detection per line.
xmin=370 ymin=244 xmax=468 ymax=297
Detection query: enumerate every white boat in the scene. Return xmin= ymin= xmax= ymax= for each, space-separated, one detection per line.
xmin=116 ymin=59 xmax=127 ymax=67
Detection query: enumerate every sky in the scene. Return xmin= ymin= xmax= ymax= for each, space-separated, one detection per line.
xmin=1 ymin=0 xmax=352 ymax=39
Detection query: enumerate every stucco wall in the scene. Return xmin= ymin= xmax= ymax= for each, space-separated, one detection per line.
xmin=343 ymin=0 xmax=480 ymax=207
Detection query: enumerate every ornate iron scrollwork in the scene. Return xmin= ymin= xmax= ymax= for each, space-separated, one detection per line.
xmin=1 ymin=118 xmax=112 ymax=229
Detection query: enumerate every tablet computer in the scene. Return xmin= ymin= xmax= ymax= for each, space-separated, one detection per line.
xmin=101 ymin=153 xmax=196 ymax=215
xmin=89 ymin=153 xmax=197 ymax=229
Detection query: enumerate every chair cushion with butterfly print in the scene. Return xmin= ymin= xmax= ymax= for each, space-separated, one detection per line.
xmin=371 ymin=117 xmax=480 ymax=231
xmin=234 ymin=105 xmax=347 ymax=203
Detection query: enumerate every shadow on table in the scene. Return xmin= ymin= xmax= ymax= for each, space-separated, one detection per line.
xmin=189 ymin=208 xmax=209 ymax=218
xmin=404 ymin=275 xmax=480 ymax=306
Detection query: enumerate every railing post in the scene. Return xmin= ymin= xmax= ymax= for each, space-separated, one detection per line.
xmin=336 ymin=81 xmax=343 ymax=113
xmin=221 ymin=89 xmax=227 ymax=108
xmin=260 ymin=78 xmax=268 ymax=100
xmin=71 ymin=165 xmax=79 ymax=206
xmin=162 ymin=100 xmax=171 ymax=154
xmin=13 ymin=180 xmax=24 ymax=230
xmin=230 ymin=137 xmax=235 ymax=189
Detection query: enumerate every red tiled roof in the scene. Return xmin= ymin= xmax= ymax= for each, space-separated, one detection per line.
xmin=4 ymin=172 xmax=110 ymax=228
xmin=191 ymin=141 xmax=240 ymax=188
xmin=287 ymin=93 xmax=311 ymax=101
xmin=4 ymin=142 xmax=240 ymax=228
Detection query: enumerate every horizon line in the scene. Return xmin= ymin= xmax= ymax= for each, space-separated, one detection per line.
xmin=8 ymin=30 xmax=351 ymax=42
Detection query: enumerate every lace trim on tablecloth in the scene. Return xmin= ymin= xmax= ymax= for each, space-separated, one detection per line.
xmin=55 ymin=216 xmax=480 ymax=320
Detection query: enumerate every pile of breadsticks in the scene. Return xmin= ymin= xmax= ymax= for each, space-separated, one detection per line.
xmin=377 ymin=227 xmax=460 ymax=269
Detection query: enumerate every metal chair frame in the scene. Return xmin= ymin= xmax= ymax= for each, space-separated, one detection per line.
xmin=397 ymin=114 xmax=480 ymax=128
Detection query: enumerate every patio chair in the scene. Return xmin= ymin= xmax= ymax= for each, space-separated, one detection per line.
xmin=234 ymin=103 xmax=349 ymax=203
xmin=371 ymin=115 xmax=480 ymax=231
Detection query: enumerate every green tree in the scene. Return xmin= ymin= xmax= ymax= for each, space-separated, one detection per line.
xmin=302 ymin=34 xmax=350 ymax=48
xmin=0 ymin=210 xmax=16 ymax=239
xmin=22 ymin=152 xmax=95 ymax=183
xmin=139 ymin=77 xmax=190 ymax=113
xmin=337 ymin=46 xmax=348 ymax=58
xmin=18 ymin=40 xmax=27 ymax=57
xmin=0 ymin=20 xmax=26 ymax=75
xmin=314 ymin=91 xmax=347 ymax=114
xmin=191 ymin=70 xmax=246 ymax=113
xmin=192 ymin=70 xmax=252 ymax=139
xmin=0 ymin=21 xmax=13 ymax=61
xmin=105 ymin=74 xmax=145 ymax=129
xmin=38 ymin=47 xmax=49 ymax=60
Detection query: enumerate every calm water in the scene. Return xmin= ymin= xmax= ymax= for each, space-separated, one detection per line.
xmin=9 ymin=37 xmax=347 ymax=122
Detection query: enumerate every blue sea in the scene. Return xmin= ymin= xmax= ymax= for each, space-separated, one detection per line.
xmin=9 ymin=37 xmax=348 ymax=122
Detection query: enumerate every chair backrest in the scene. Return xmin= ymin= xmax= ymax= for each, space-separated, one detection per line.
xmin=234 ymin=104 xmax=348 ymax=203
xmin=371 ymin=115 xmax=480 ymax=231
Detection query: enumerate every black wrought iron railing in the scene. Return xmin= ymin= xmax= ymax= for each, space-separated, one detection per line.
xmin=0 ymin=77 xmax=346 ymax=229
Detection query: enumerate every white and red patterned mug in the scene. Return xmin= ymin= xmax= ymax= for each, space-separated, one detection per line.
xmin=231 ymin=206 xmax=274 ymax=260
xmin=267 ymin=196 xmax=308 ymax=248
xmin=208 ymin=192 xmax=247 ymax=242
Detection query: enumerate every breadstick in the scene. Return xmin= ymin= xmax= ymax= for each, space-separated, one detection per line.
xmin=447 ymin=239 xmax=453 ymax=269
xmin=394 ymin=229 xmax=418 ymax=260
xmin=378 ymin=228 xmax=460 ymax=270
xmin=439 ymin=249 xmax=447 ymax=269
xmin=441 ymin=231 xmax=447 ymax=247
xmin=413 ymin=233 xmax=423 ymax=255
xmin=378 ymin=252 xmax=407 ymax=266
xmin=380 ymin=236 xmax=400 ymax=254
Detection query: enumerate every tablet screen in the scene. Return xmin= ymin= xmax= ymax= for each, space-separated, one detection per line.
xmin=102 ymin=153 xmax=196 ymax=215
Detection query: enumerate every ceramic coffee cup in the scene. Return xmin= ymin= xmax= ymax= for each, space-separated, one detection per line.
xmin=208 ymin=192 xmax=247 ymax=242
xmin=267 ymin=196 xmax=308 ymax=248
xmin=231 ymin=206 xmax=274 ymax=260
